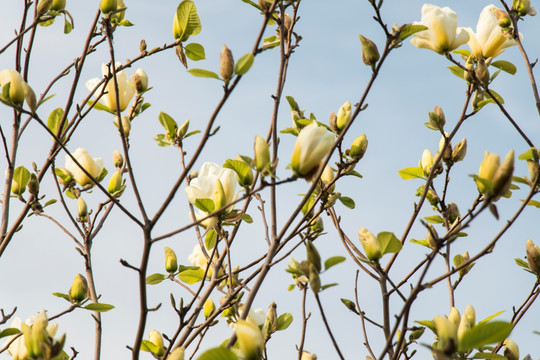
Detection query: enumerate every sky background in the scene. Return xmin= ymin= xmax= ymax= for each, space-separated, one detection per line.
xmin=1 ymin=0 xmax=540 ymax=359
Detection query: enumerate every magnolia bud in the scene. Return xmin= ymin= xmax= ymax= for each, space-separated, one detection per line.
xmin=283 ymin=13 xmax=293 ymax=34
xmin=107 ymin=170 xmax=123 ymax=195
xmin=475 ymin=57 xmax=490 ymax=86
xmin=309 ymin=263 xmax=321 ymax=293
xmin=504 ymin=339 xmax=520 ymax=360
xmin=452 ymin=138 xmax=467 ymax=163
xmin=50 ymin=0 xmax=66 ymax=11
xmin=0 ymin=69 xmax=27 ymax=105
xmin=420 ymin=149 xmax=434 ymax=177
xmin=446 ymin=202 xmax=460 ymax=224
xmin=131 ymin=69 xmax=148 ymax=93
xmin=528 ymin=6 xmax=537 ymax=16
xmin=464 ymin=57 xmax=474 ymax=83
xmin=320 ymin=164 xmax=335 ymax=192
xmin=112 ymin=150 xmax=123 ymax=169
xmin=235 ymin=320 xmax=264 ymax=360
xmin=55 ymin=167 xmax=73 ymax=187
xmin=37 ymin=0 xmax=53 ymax=17
xmin=100 ymin=0 xmax=117 ymax=14
xmin=301 ymin=351 xmax=318 ymax=360
xmin=328 ymin=112 xmax=338 ymax=133
xmin=305 ymin=240 xmax=321 ymax=272
xmin=349 ymin=134 xmax=368 ymax=159
xmin=24 ymin=83 xmax=37 ymax=114
xmin=439 ymin=133 xmax=452 ymax=162
xmin=448 ymin=307 xmax=460 ymax=326
xmin=254 ymin=135 xmax=270 ymax=172
xmin=527 ymin=160 xmax=538 ymax=183
xmin=526 ymin=239 xmax=540 ymax=274
xmin=77 ymin=197 xmax=88 ymax=221
xmin=177 ymin=119 xmax=190 ymax=139
xmin=472 ymin=89 xmax=484 ymax=110
xmin=27 ymin=173 xmax=39 ymax=197
xmin=429 ymin=106 xmax=446 ymax=130
xmin=310 ymin=216 xmax=324 ymax=233
xmin=148 ymin=330 xmax=165 ymax=356
xmin=336 ymin=101 xmax=352 ymax=131
xmin=463 ymin=304 xmax=475 ymax=327
xmin=513 ymin=0 xmax=531 ymax=16
xmin=164 ymin=247 xmax=178 ymax=273
xmin=433 ymin=315 xmax=458 ymax=355
xmin=203 ymin=298 xmax=216 ymax=318
xmin=69 ymin=273 xmax=88 ymax=302
xmin=476 ymin=151 xmax=500 ymax=195
xmin=23 ymin=311 xmax=50 ymax=358
xmin=220 ymin=45 xmax=234 ymax=84
xmin=263 ymin=302 xmax=278 ymax=339
xmin=358 ymin=227 xmax=381 ymax=261
xmin=457 ymin=312 xmax=471 ymax=342
xmin=258 ymin=0 xmax=271 ymax=12
xmin=426 ymin=224 xmax=439 ymax=249
xmin=359 ymin=34 xmax=380 ymax=67
xmin=492 ymin=150 xmax=514 ymax=199
xmin=166 ymin=347 xmax=185 ymax=360
xmin=114 ymin=115 xmax=131 ymax=137
xmin=139 ymin=39 xmax=147 ymax=53
xmin=453 ymin=251 xmax=472 ymax=277
xmin=494 ymin=8 xmax=512 ymax=27
xmin=426 ymin=188 xmax=440 ymax=206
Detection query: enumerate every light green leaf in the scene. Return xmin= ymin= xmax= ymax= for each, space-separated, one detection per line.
xmin=234 ymin=53 xmax=254 ymax=76
xmin=146 ymin=273 xmax=166 ymax=285
xmin=263 ymin=35 xmax=280 ymax=49
xmin=0 ymin=328 xmax=20 ymax=339
xmin=194 ymin=198 xmax=215 ymax=213
xmin=424 ymin=215 xmax=444 ymax=224
xmin=515 ymin=257 xmax=529 ymax=269
xmin=276 ymin=313 xmax=293 ymax=331
xmin=178 ymin=267 xmax=205 ymax=284
xmin=485 ymin=89 xmax=504 ymax=104
xmin=205 ymin=229 xmax=217 ymax=249
xmin=453 ymin=49 xmax=471 ymax=57
xmin=153 ymin=134 xmax=173 ymax=147
xmin=324 ymin=256 xmax=346 ymax=271
xmin=338 ymin=196 xmax=355 ymax=209
xmin=140 ymin=339 xmax=158 ymax=353
xmin=241 ymin=213 xmax=253 ymax=223
xmin=87 ymin=100 xmax=111 ymax=112
xmin=398 ymin=167 xmax=424 ymax=180
xmin=478 ymin=310 xmax=505 ymax=325
xmin=197 ymin=347 xmax=238 ymax=360
xmin=118 ymin=19 xmax=134 ymax=27
xmin=12 ymin=166 xmax=30 ymax=194
xmin=158 ymin=112 xmax=177 ymax=139
xmin=410 ymin=238 xmax=431 ymax=248
xmin=340 ymin=298 xmax=357 ymax=313
xmin=491 ymin=60 xmax=517 ymax=75
xmin=47 ymin=108 xmax=66 ymax=138
xmin=415 ymin=320 xmax=435 ymax=333
xmin=458 ymin=321 xmax=512 ymax=352
xmin=321 ymin=283 xmax=338 ymax=291
xmin=240 ymin=0 xmax=260 ymax=10
xmin=377 ymin=232 xmax=402 ymax=255
xmin=472 ymin=353 xmax=508 ymax=359
xmin=187 ymin=69 xmax=220 ymax=79
xmin=184 ymin=43 xmax=205 ymax=61
xmin=399 ymin=24 xmax=428 ymax=41
xmin=63 ymin=16 xmax=72 ymax=34
xmin=448 ymin=65 xmax=465 ymax=79
xmin=525 ymin=199 xmax=540 ymax=208
xmin=513 ymin=176 xmax=529 ymax=185
xmin=175 ymin=0 xmax=202 ymax=40
xmin=84 ymin=303 xmax=115 ymax=312
xmin=223 ymin=159 xmax=252 ymax=185
xmin=346 ymin=170 xmax=363 ymax=178
xmin=518 ymin=147 xmax=538 ymax=160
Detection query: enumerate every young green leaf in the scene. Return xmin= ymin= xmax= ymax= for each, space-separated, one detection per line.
xmin=197 ymin=347 xmax=238 ymax=360
xmin=175 ymin=1 xmax=202 ymax=41
xmin=234 ymin=53 xmax=254 ymax=75
xmin=324 ymin=256 xmax=346 ymax=271
xmin=47 ymin=108 xmax=66 ymax=138
xmin=184 ymin=43 xmax=206 ymax=61
xmin=448 ymin=65 xmax=465 ymax=79
xmin=158 ymin=112 xmax=178 ymax=139
xmin=490 ymin=60 xmax=517 ymax=75
xmin=399 ymin=24 xmax=428 ymax=41
xmin=398 ymin=167 xmax=424 ymax=180
xmin=458 ymin=321 xmax=512 ymax=352
xmin=187 ymin=69 xmax=220 ymax=79
xmin=424 ymin=215 xmax=444 ymax=224
xmin=84 ymin=303 xmax=115 ymax=312
xmin=178 ymin=267 xmax=205 ymax=284
xmin=146 ymin=273 xmax=166 ymax=285
xmin=340 ymin=298 xmax=357 ymax=313
xmin=194 ymin=198 xmax=215 ymax=213
xmin=0 ymin=328 xmax=20 ymax=339
xmin=377 ymin=232 xmax=402 ymax=255
xmin=276 ymin=313 xmax=293 ymax=331
xmin=338 ymin=196 xmax=355 ymax=209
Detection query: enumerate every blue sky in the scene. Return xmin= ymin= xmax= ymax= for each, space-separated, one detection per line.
xmin=1 ymin=1 xmax=540 ymax=359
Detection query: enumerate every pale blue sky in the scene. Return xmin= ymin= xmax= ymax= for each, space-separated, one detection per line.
xmin=1 ymin=1 xmax=540 ymax=359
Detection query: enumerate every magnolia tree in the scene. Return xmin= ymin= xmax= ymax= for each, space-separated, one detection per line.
xmin=1 ymin=0 xmax=540 ymax=359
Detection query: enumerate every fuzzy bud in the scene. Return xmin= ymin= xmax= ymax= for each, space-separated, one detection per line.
xmin=439 ymin=133 xmax=452 ymax=162
xmin=220 ymin=45 xmax=234 ymax=84
xmin=112 ymin=150 xmax=123 ymax=169
xmin=114 ymin=115 xmax=131 ymax=137
xmin=263 ymin=302 xmax=278 ymax=339
xmin=37 ymin=0 xmax=53 ymax=17
xmin=164 ymin=247 xmax=178 ymax=273
xmin=526 ymin=239 xmax=540 ymax=274
xmin=464 ymin=57 xmax=475 ymax=83
xmin=176 ymin=119 xmax=190 ymax=139
xmin=475 ymin=57 xmax=490 ymax=86
xmin=27 ymin=173 xmax=39 ymax=197
xmin=446 ymin=202 xmax=460 ymax=224
xmin=203 ymin=298 xmax=216 ymax=318
xmin=452 ymin=138 xmax=467 ymax=163
xmin=426 ymin=224 xmax=439 ymax=249
xmin=527 ymin=160 xmax=539 ymax=184
xmin=504 ymin=339 xmax=520 ymax=360
xmin=494 ymin=8 xmax=512 ymax=27
xmin=359 ymin=34 xmax=380 ymax=67
xmin=305 ymin=240 xmax=322 ymax=272
xmin=131 ymin=69 xmax=148 ymax=93
xmin=429 ymin=106 xmax=446 ymax=130
xmin=69 ymin=274 xmax=88 ymax=302
xmin=492 ymin=150 xmax=514 ymax=200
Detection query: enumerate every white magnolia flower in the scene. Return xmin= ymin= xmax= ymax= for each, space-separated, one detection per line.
xmin=290 ymin=123 xmax=334 ymax=177
xmin=410 ymin=4 xmax=469 ymax=54
xmin=65 ymin=148 xmax=105 ymax=187
xmin=86 ymin=62 xmax=135 ymax=112
xmin=465 ymin=5 xmax=519 ymax=59
xmin=4 ymin=311 xmax=58 ymax=360
xmin=185 ymin=162 xmax=238 ymax=212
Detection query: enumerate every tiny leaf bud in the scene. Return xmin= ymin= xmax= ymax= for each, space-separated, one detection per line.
xmin=475 ymin=57 xmax=490 ymax=86
xmin=164 ymin=247 xmax=178 ymax=273
xmin=263 ymin=302 xmax=278 ymax=339
xmin=220 ymin=45 xmax=234 ymax=84
xmin=305 ymin=240 xmax=321 ymax=273
xmin=359 ymin=34 xmax=380 ymax=67
xmin=27 ymin=173 xmax=39 ymax=197
xmin=176 ymin=119 xmax=190 ymax=139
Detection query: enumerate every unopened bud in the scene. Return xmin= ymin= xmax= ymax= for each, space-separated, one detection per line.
xmin=349 ymin=134 xmax=368 ymax=159
xmin=336 ymin=101 xmax=352 ymax=132
xmin=420 ymin=149 xmax=434 ymax=177
xmin=131 ymin=69 xmax=148 ymax=93
xmin=263 ymin=302 xmax=278 ymax=339
xmin=494 ymin=8 xmax=512 ymax=27
xmin=148 ymin=330 xmax=165 ymax=356
xmin=305 ymin=240 xmax=321 ymax=272
xmin=492 ymin=150 xmax=514 ymax=199
xmin=429 ymin=106 xmax=446 ymax=130
xmin=320 ymin=164 xmax=335 ymax=192
xmin=254 ymin=135 xmax=270 ymax=172
xmin=100 ymin=0 xmax=117 ymax=14
xmin=166 ymin=347 xmax=185 ymax=360
xmin=37 ymin=0 xmax=53 ymax=17
xmin=220 ymin=45 xmax=234 ymax=84
xmin=164 ymin=247 xmax=178 ymax=273
xmin=77 ymin=196 xmax=88 ymax=221
xmin=114 ymin=115 xmax=131 ymax=137
xmin=283 ymin=13 xmax=293 ymax=34
xmin=359 ymin=34 xmax=380 ymax=67
xmin=69 ymin=273 xmax=88 ymax=302
xmin=433 ymin=315 xmax=458 ymax=355
xmin=176 ymin=119 xmax=190 ymax=139
xmin=107 ymin=170 xmax=123 ymax=196
xmin=426 ymin=224 xmax=439 ymax=249
xmin=475 ymin=57 xmax=490 ymax=86
xmin=139 ymin=39 xmax=147 ymax=53
xmin=446 ymin=202 xmax=460 ymax=224
xmin=258 ymin=0 xmax=271 ymax=12
xmin=504 ymin=339 xmax=520 ymax=360
xmin=112 ymin=150 xmax=123 ymax=169
xmin=358 ymin=227 xmax=381 ymax=261
xmin=526 ymin=239 xmax=540 ymax=274
xmin=55 ymin=167 xmax=73 ymax=187
xmin=452 ymin=138 xmax=467 ymax=162
xmin=51 ymin=0 xmax=66 ymax=11
xmin=24 ymin=84 xmax=37 ymax=114
xmin=513 ymin=0 xmax=531 ymax=16
xmin=310 ymin=216 xmax=324 ymax=232
xmin=528 ymin=6 xmax=537 ymax=16
xmin=439 ymin=133 xmax=452 ymax=162
xmin=328 ymin=112 xmax=338 ymax=133
xmin=235 ymin=320 xmax=264 ymax=360
xmin=464 ymin=57 xmax=474 ymax=82
xmin=203 ymin=298 xmax=216 ymax=318
xmin=28 ymin=173 xmax=39 ymax=197
xmin=213 ymin=179 xmax=227 ymax=210
xmin=472 ymin=89 xmax=484 ymax=110
xmin=527 ymin=160 xmax=539 ymax=184
xmin=453 ymin=251 xmax=472 ymax=277
xmin=309 ymin=263 xmax=321 ymax=293
xmin=301 ymin=351 xmax=318 ymax=360
xmin=426 ymin=188 xmax=439 ymax=206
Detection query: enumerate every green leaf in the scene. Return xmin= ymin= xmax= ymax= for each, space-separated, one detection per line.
xmin=140 ymin=339 xmax=158 ymax=353
xmin=178 ymin=267 xmax=205 ymax=284
xmin=346 ymin=170 xmax=363 ymax=178
xmin=276 ymin=313 xmax=293 ymax=331
xmin=458 ymin=321 xmax=512 ymax=352
xmin=87 ymin=100 xmax=111 ymax=112
xmin=410 ymin=238 xmax=431 ymax=248
xmin=338 ymin=196 xmax=355 ymax=209
xmin=324 ymin=256 xmax=346 ymax=271
xmin=518 ymin=147 xmax=538 ymax=161
xmin=423 ymin=215 xmax=444 ymax=224
xmin=205 ymin=229 xmax=217 ymax=249
xmin=84 ymin=303 xmax=115 ymax=312
xmin=485 ymin=89 xmax=504 ymax=104
xmin=63 ymin=15 xmax=73 ymax=34
xmin=47 ymin=108 xmax=66 ymax=138
xmin=513 ymin=176 xmax=530 ymax=185
xmin=525 ymin=199 xmax=540 ymax=208
xmin=491 ymin=60 xmax=517 ymax=75
xmin=52 ymin=292 xmax=71 ymax=302
xmin=478 ymin=310 xmax=505 ymax=325
xmin=377 ymin=232 xmax=402 ymax=255
xmin=399 ymin=24 xmax=427 ymax=41
xmin=184 ymin=130 xmax=201 ymax=139
xmin=241 ymin=213 xmax=253 ymax=223
xmin=415 ymin=320 xmax=435 ymax=333
xmin=153 ymin=134 xmax=173 ymax=147
xmin=398 ymin=167 xmax=424 ymax=180
xmin=194 ymin=198 xmax=215 ymax=213
xmin=241 ymin=0 xmax=260 ymax=10
xmin=175 ymin=0 xmax=202 ymax=41
xmin=263 ymin=35 xmax=280 ymax=49
xmin=515 ymin=257 xmax=530 ymax=269
xmin=340 ymin=298 xmax=357 ymax=313
xmin=12 ymin=166 xmax=31 ymax=194
xmin=321 ymin=283 xmax=338 ymax=291
xmin=448 ymin=65 xmax=465 ymax=79
xmin=197 ymin=347 xmax=238 ymax=360
xmin=472 ymin=353 xmax=508 ymax=359
xmin=118 ymin=19 xmax=134 ymax=27
xmin=184 ymin=43 xmax=205 ymax=61
xmin=187 ymin=69 xmax=220 ymax=79
xmin=453 ymin=49 xmax=471 ymax=57
xmin=146 ymin=273 xmax=166 ymax=285
xmin=234 ymin=53 xmax=254 ymax=75
xmin=37 ymin=93 xmax=56 ymax=108
xmin=0 ymin=328 xmax=20 ymax=339
xmin=158 ymin=112 xmax=177 ymax=139
xmin=223 ymin=159 xmax=252 ymax=185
